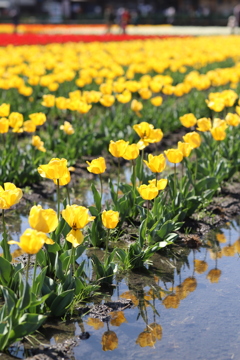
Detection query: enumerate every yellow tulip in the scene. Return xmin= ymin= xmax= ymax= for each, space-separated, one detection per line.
xmin=150 ymin=96 xmax=163 ymax=106
xmin=32 ymin=135 xmax=46 ymax=152
xmin=101 ymin=210 xmax=119 ymax=229
xmin=137 ymin=184 xmax=158 ymax=200
xmin=196 ymin=117 xmax=212 ymax=132
xmin=62 ymin=204 xmax=95 ymax=247
xmin=29 ymin=205 xmax=58 ymax=233
xmin=225 ymin=113 xmax=240 ymax=126
xmin=41 ymin=94 xmax=55 ymax=107
xmin=55 ymin=96 xmax=68 ymax=110
xmin=109 ymin=139 xmax=129 ymax=158
xmin=147 ymin=128 xmax=163 ymax=144
xmin=38 ymin=158 xmax=70 ymax=184
xmin=29 ymin=112 xmax=47 ymax=126
xmin=206 ymin=98 xmax=225 ymax=112
xmin=8 ymin=228 xmax=52 ymax=255
xmin=133 ymin=121 xmax=154 ymax=139
xmin=122 ymin=143 xmax=139 ymax=160
xmin=100 ymin=94 xmax=115 ymax=107
xmin=183 ymin=131 xmax=201 ymax=148
xmin=86 ymin=157 xmax=106 ymax=174
xmin=0 ymin=182 xmax=23 ymax=210
xmin=9 ymin=112 xmax=24 ymax=130
xmin=148 ymin=178 xmax=167 ymax=190
xmin=60 ymin=121 xmax=74 ymax=135
xmin=131 ymin=99 xmax=143 ymax=115
xmin=139 ymin=88 xmax=152 ymax=100
xmin=164 ymin=148 xmax=183 ymax=164
xmin=179 ymin=113 xmax=197 ymax=128
xmin=116 ymin=90 xmax=132 ymax=103
xmin=210 ymin=126 xmax=226 ymax=141
xmin=23 ymin=120 xmax=36 ymax=133
xmin=0 ymin=103 xmax=10 ymax=117
xmin=101 ymin=331 xmax=118 ymax=351
xmin=0 ymin=118 xmax=9 ymax=133
xmin=144 ymin=153 xmax=166 ymax=173
xmin=177 ymin=141 xmax=193 ymax=158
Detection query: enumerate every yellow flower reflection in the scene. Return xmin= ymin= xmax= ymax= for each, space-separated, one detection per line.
xmin=110 ymin=311 xmax=127 ymax=327
xmin=86 ymin=317 xmax=104 ymax=330
xmin=207 ymin=269 xmax=222 ymax=283
xmin=101 ymin=331 xmax=118 ymax=351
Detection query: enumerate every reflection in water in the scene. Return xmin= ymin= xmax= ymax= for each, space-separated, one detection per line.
xmin=4 ymin=216 xmax=240 ymax=360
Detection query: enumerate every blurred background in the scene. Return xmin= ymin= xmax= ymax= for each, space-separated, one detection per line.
xmin=0 ymin=0 xmax=239 ymax=26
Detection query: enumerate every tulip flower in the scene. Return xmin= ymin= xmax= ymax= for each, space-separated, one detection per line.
xmin=0 ymin=103 xmax=10 ymax=117
xmin=60 ymin=121 xmax=75 ymax=135
xmin=131 ymin=99 xmax=143 ymax=116
xmin=148 ymin=178 xmax=167 ymax=190
xmin=177 ymin=141 xmax=193 ymax=158
xmin=225 ymin=113 xmax=240 ymax=126
xmin=23 ymin=120 xmax=36 ymax=133
xmin=101 ymin=210 xmax=119 ymax=229
xmin=101 ymin=331 xmax=118 ymax=351
xmin=139 ymin=88 xmax=152 ymax=100
xmin=9 ymin=112 xmax=24 ymax=131
xmin=86 ymin=157 xmax=106 ymax=174
xmin=109 ymin=139 xmax=129 ymax=195
xmin=62 ymin=204 xmax=95 ymax=247
xmin=164 ymin=149 xmax=183 ymax=164
xmin=0 ymin=118 xmax=9 ymax=134
xmin=32 ymin=135 xmax=46 ymax=152
xmin=29 ymin=112 xmax=47 ymax=126
xmin=150 ymin=96 xmax=163 ymax=106
xmin=122 ymin=144 xmax=139 ymax=161
xmin=179 ymin=113 xmax=197 ymax=128
xmin=137 ymin=183 xmax=158 ymax=201
xmin=210 ymin=126 xmax=226 ymax=141
xmin=29 ymin=205 xmax=58 ymax=233
xmin=38 ymin=158 xmax=71 ymax=219
xmin=0 ymin=182 xmax=23 ymax=210
xmin=100 ymin=94 xmax=115 ymax=107
xmin=8 ymin=228 xmax=54 ymax=283
xmin=41 ymin=94 xmax=55 ymax=107
xmin=183 ymin=132 xmax=201 ymax=149
xmin=196 ymin=117 xmax=212 ymax=132
xmin=144 ymin=153 xmax=166 ymax=173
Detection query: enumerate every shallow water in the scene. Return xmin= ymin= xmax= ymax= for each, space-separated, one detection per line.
xmin=3 ymin=214 xmax=240 ymax=360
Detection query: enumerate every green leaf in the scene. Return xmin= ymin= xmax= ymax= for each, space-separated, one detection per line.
xmin=0 ymin=257 xmax=13 ymax=286
xmin=9 ymin=314 xmax=47 ymax=342
xmin=91 ymin=183 xmax=101 ymax=212
xmin=50 ymin=289 xmax=74 ymax=317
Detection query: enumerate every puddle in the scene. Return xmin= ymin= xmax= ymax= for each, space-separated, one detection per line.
xmin=2 ymin=215 xmax=240 ymax=360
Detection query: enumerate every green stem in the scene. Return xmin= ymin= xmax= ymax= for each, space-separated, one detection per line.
xmin=99 ymin=174 xmax=103 ymax=204
xmin=132 ymin=160 xmax=136 ymax=209
xmin=66 ymin=185 xmax=71 ymax=205
xmin=26 ymin=254 xmax=31 ymax=285
xmin=194 ymin=151 xmax=198 ymax=182
xmin=140 ymin=148 xmax=145 ymax=183
xmin=2 ymin=209 xmax=6 ymax=234
xmin=145 ymin=201 xmax=150 ymax=246
xmin=105 ymin=229 xmax=110 ymax=262
xmin=174 ymin=163 xmax=177 ymax=195
xmin=117 ymin=158 xmax=120 ymax=197
xmin=57 ymin=179 xmax=60 ymax=220
xmin=72 ymin=246 xmax=75 ymax=275
xmin=155 ymin=173 xmax=158 ymax=186
xmin=33 ymin=255 xmax=37 ymax=284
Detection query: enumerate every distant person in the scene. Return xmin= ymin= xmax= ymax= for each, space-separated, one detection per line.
xmin=131 ymin=10 xmax=140 ymax=26
xmin=9 ymin=3 xmax=20 ymax=34
xmin=164 ymin=6 xmax=176 ymax=24
xmin=120 ymin=8 xmax=131 ymax=34
xmin=233 ymin=4 xmax=240 ymax=29
xmin=104 ymin=5 xmax=115 ymax=34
